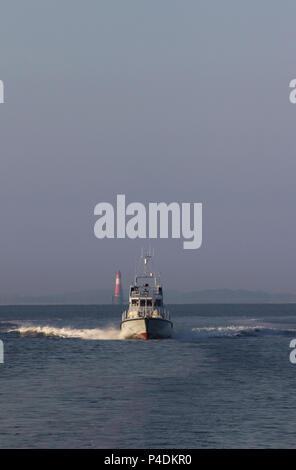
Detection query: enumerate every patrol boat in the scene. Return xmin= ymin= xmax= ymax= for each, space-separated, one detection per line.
xmin=120 ymin=251 xmax=173 ymax=340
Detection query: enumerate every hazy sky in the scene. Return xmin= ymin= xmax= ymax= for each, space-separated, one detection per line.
xmin=1 ymin=1 xmax=296 ymax=296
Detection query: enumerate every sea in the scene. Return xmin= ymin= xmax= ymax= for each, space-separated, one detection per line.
xmin=0 ymin=303 xmax=296 ymax=449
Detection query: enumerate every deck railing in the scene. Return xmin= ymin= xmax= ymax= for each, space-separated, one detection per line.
xmin=122 ymin=307 xmax=171 ymax=321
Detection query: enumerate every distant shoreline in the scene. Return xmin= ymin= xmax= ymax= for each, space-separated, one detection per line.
xmin=1 ymin=301 xmax=296 ymax=306
xmin=1 ymin=288 xmax=296 ymax=306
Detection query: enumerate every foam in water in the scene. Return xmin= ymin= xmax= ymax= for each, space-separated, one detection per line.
xmin=8 ymin=324 xmax=129 ymax=340
xmin=173 ymin=324 xmax=296 ymax=340
xmin=6 ymin=322 xmax=296 ymax=342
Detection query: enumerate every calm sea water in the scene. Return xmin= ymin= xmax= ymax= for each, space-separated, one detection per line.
xmin=0 ymin=304 xmax=296 ymax=448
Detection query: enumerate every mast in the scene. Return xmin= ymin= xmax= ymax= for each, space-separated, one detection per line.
xmin=135 ymin=248 xmax=159 ymax=286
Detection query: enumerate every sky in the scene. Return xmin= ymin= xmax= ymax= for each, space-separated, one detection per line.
xmin=1 ymin=0 xmax=296 ymax=297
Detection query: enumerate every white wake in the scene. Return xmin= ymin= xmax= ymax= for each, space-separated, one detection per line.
xmin=8 ymin=324 xmax=128 ymax=340
xmin=6 ymin=322 xmax=296 ymax=341
xmin=173 ymin=324 xmax=296 ymax=340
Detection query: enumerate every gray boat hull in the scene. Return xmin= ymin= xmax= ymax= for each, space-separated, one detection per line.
xmin=120 ymin=317 xmax=173 ymax=340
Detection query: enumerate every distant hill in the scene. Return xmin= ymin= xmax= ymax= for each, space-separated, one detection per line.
xmin=166 ymin=289 xmax=296 ymax=304
xmin=1 ymin=288 xmax=296 ymax=305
